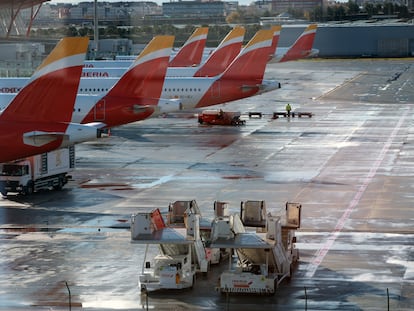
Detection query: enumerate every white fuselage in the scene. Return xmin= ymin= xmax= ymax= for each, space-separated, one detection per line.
xmin=0 ymin=77 xmax=237 ymax=111
xmin=0 ymin=75 xmax=279 ymax=114
xmin=82 ymin=66 xmax=201 ymax=78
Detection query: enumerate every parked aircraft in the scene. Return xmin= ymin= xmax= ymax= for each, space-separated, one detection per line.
xmin=81 ymin=26 xmax=246 ymax=78
xmin=76 ymin=23 xmax=315 ymax=80
xmin=74 ymin=35 xmax=177 ymax=127
xmin=84 ymin=27 xmax=208 ymax=69
xmin=78 ymin=29 xmax=280 ymax=110
xmin=0 ymin=36 xmax=177 ymax=129
xmin=268 ymin=25 xmax=282 ymax=61
xmin=81 ymin=24 xmax=317 ymax=74
xmin=169 ymin=27 xmax=208 ymax=67
xmin=273 ymin=24 xmax=319 ymax=63
xmin=0 ymin=37 xmax=101 ymax=163
xmin=0 ymin=30 xmax=280 ymax=113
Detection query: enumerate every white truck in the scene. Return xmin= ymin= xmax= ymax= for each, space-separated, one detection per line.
xmin=0 ymin=146 xmax=75 ymax=196
xmin=210 ymin=201 xmax=302 ymax=295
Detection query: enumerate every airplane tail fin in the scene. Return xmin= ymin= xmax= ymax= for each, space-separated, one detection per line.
xmin=220 ymin=29 xmax=274 ymax=82
xmin=193 ymin=26 xmax=245 ymax=77
xmin=169 ymin=27 xmax=208 ymax=67
xmin=279 ymin=24 xmax=318 ymax=62
xmin=0 ymin=37 xmax=89 ymax=123
xmin=105 ymin=35 xmax=174 ymax=101
xmin=268 ymin=25 xmax=282 ymax=60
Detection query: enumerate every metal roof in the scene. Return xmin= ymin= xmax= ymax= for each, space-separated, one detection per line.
xmin=0 ymin=0 xmax=49 ymax=10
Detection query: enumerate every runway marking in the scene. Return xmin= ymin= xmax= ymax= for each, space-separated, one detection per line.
xmin=305 ymin=108 xmax=409 ymax=278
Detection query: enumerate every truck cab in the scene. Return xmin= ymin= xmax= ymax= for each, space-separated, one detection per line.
xmin=0 ymin=160 xmax=33 ymax=196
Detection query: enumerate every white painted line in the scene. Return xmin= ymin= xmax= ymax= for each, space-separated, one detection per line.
xmin=305 ymin=108 xmax=409 ymax=278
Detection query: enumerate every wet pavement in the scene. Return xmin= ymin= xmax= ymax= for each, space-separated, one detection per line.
xmin=1 ymin=58 xmax=414 ymax=310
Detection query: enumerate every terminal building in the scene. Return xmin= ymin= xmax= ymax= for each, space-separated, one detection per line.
xmin=279 ymin=22 xmax=414 ymax=58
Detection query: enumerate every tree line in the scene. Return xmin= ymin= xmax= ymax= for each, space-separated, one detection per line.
xmin=29 ymin=1 xmax=412 ymax=44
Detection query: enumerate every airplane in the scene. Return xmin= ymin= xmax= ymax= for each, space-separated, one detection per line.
xmin=82 ymin=27 xmax=209 ymax=70
xmin=81 ymin=26 xmax=246 ymax=78
xmin=74 ymin=35 xmax=177 ymax=127
xmin=0 ymin=29 xmax=280 ymax=113
xmin=0 ymin=35 xmax=177 ymax=129
xmin=273 ymin=24 xmax=319 ymax=63
xmin=82 ymin=24 xmax=317 ymax=72
xmin=0 ymin=37 xmax=102 ymax=164
xmin=169 ymin=27 xmax=208 ymax=67
xmin=77 ymin=29 xmax=280 ymax=110
xmin=268 ymin=25 xmax=282 ymax=61
xmin=71 ymin=23 xmax=314 ymax=80
xmin=192 ymin=26 xmax=245 ymax=77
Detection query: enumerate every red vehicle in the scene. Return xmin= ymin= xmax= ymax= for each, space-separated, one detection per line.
xmin=198 ymin=110 xmax=246 ymax=126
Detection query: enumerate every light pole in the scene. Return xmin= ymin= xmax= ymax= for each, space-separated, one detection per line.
xmin=65 ymin=281 xmax=71 ymax=311
xmin=94 ymin=0 xmax=98 ymax=58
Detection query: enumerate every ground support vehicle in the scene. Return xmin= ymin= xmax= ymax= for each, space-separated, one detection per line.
xmin=210 ymin=200 xmax=301 ymax=295
xmin=0 ymin=146 xmax=75 ymax=196
xmin=198 ymin=110 xmax=246 ymax=126
xmin=167 ymin=200 xmax=223 ymax=269
xmin=131 ymin=208 xmax=199 ymax=292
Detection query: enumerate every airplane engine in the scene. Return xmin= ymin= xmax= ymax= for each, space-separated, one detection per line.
xmin=155 ymin=98 xmax=183 ymax=114
xmin=258 ymin=79 xmax=281 ymax=94
xmin=61 ymin=122 xmax=105 ymax=147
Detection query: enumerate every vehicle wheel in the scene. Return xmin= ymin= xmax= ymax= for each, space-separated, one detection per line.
xmin=272 ymin=279 xmax=277 ymax=296
xmin=203 ymin=262 xmax=210 ymax=277
xmin=22 ymin=181 xmax=34 ymax=196
xmin=54 ymin=177 xmax=64 ymax=190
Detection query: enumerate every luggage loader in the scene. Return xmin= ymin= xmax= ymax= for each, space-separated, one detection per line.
xmin=210 ymin=201 xmax=301 ymax=295
xmin=167 ymin=200 xmax=229 ymax=269
xmin=131 ymin=209 xmax=197 ymax=292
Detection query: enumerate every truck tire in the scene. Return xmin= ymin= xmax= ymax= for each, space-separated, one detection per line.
xmin=272 ymin=279 xmax=277 ymax=296
xmin=22 ymin=181 xmax=34 ymax=196
xmin=203 ymin=261 xmax=211 ymax=277
xmin=54 ymin=177 xmax=64 ymax=190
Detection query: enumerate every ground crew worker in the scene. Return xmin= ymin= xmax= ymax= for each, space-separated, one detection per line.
xmin=218 ymin=109 xmax=224 ymax=119
xmin=285 ymin=103 xmax=292 ymax=117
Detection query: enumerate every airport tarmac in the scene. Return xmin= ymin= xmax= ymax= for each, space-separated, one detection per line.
xmin=1 ymin=58 xmax=414 ymax=310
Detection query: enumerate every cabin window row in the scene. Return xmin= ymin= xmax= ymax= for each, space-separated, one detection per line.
xmin=164 ymin=88 xmax=201 ymax=92
xmin=79 ymin=88 xmax=110 ymax=92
